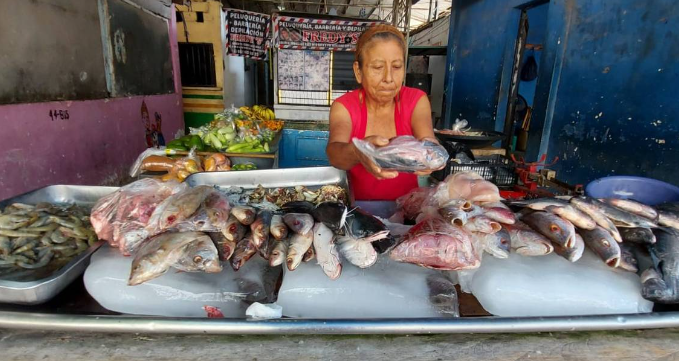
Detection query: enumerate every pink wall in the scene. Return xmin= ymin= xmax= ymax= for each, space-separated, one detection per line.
xmin=0 ymin=4 xmax=183 ymax=200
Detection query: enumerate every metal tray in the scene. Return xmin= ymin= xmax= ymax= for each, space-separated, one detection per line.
xmin=0 ymin=185 xmax=116 ymax=305
xmin=185 ymin=166 xmax=352 ymax=202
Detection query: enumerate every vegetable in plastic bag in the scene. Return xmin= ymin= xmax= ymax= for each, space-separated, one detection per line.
xmin=352 ymin=135 xmax=449 ymax=172
xmin=129 ymin=148 xmax=167 ymax=177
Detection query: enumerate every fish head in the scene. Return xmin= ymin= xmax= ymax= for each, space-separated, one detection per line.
xmin=496 ymin=229 xmax=511 ymax=252
xmin=347 ymin=210 xmax=388 ymax=239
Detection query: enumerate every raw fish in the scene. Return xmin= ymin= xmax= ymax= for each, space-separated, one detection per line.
xmin=286 ymin=231 xmax=313 ymax=271
xmin=207 ymin=232 xmax=236 ymax=261
xmin=503 ymin=223 xmax=553 ymax=256
xmin=619 ymin=243 xmax=639 ymax=273
xmin=312 ymin=223 xmax=342 ymax=280
xmin=283 ymin=213 xmax=314 ymax=235
xmin=269 ymin=240 xmax=287 ymax=267
xmin=223 ymin=215 xmax=246 ymax=242
xmin=257 ymin=238 xmax=272 ymax=261
xmin=571 ymin=196 xmax=657 ymax=229
xmin=655 ymin=203 xmax=679 ymax=231
xmin=176 ymin=190 xmax=231 ymax=233
xmin=570 ymin=197 xmax=623 ymax=242
xmin=601 ymin=198 xmax=658 ymax=220
xmin=579 ymin=226 xmax=621 ymax=267
xmin=173 ymin=237 xmax=222 ymax=273
xmin=312 ymin=202 xmax=348 ymax=232
xmin=552 ymin=233 xmax=584 ymax=262
xmin=231 ymin=206 xmax=257 ymax=225
xmin=128 ymin=232 xmax=209 ymax=286
xmin=390 ymin=218 xmax=480 ymax=270
xmin=544 ymin=205 xmax=596 ymax=230
xmin=640 ymin=228 xmax=679 ymax=303
xmin=250 ymin=210 xmax=272 ymax=248
xmin=464 ymin=216 xmax=501 ymax=234
xmin=472 ymin=229 xmax=510 ymax=259
xmin=521 ymin=211 xmax=576 ymax=249
xmin=344 ymin=208 xmax=390 ymax=242
xmin=146 ymin=186 xmax=213 ymax=233
xmin=270 ymin=215 xmax=288 ymax=241
xmin=231 ymin=235 xmax=257 ymax=271
xmin=619 ymin=227 xmax=656 ymax=245
xmin=303 ymin=245 xmax=316 ymax=262
xmin=438 ymin=206 xmax=468 ymax=226
xmin=337 ymin=235 xmax=377 ymax=268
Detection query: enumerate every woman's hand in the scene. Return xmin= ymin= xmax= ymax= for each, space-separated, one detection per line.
xmin=353 ymin=136 xmax=399 ymax=180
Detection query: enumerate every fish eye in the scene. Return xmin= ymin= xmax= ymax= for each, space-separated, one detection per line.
xmin=549 ymin=225 xmax=559 ymax=232
xmin=214 ymin=212 xmax=221 ymax=217
xmin=193 ymin=256 xmax=203 ymax=263
xmin=602 ymin=240 xmax=610 ymax=247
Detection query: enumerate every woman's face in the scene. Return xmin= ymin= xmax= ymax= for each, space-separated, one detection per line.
xmin=354 ymin=39 xmax=405 ymax=104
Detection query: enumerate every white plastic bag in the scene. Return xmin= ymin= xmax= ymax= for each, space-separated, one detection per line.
xmin=352 ymin=135 xmax=449 ymax=172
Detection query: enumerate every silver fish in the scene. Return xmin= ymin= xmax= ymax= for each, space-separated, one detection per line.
xmin=509 ymin=198 xmax=570 ymax=210
xmin=128 ymin=232 xmax=209 ymax=286
xmin=481 ymin=207 xmax=516 ymax=225
xmin=572 ymin=196 xmax=657 ymax=229
xmin=601 ymin=198 xmax=658 ymax=220
xmin=312 ymin=223 xmax=341 ymax=280
xmin=655 ymin=203 xmax=679 ymax=231
xmin=570 ymin=197 xmax=623 ymax=243
xmin=641 ymin=228 xmax=679 ymax=303
xmin=504 ymin=223 xmax=554 ymax=256
xmin=269 ymin=239 xmax=287 ymax=267
xmin=553 ymin=233 xmax=584 ymax=262
xmin=283 ymin=213 xmax=314 ymax=235
xmin=231 ymin=206 xmax=257 ymax=226
xmin=207 ymin=232 xmax=236 ymax=261
xmin=522 ymin=211 xmax=577 ymax=249
xmin=303 ymin=246 xmax=316 ymax=262
xmin=337 ymin=235 xmax=377 ymax=268
xmin=270 ymin=214 xmax=288 ymax=241
xmin=579 ymin=226 xmax=621 ymax=267
xmin=173 ymin=237 xmax=222 ymax=273
xmin=286 ymin=231 xmax=314 ymax=271
xmin=544 ymin=205 xmax=597 ymax=230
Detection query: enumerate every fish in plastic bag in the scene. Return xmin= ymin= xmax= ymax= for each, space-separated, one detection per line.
xmin=390 ymin=217 xmax=480 ymax=270
xmin=175 ymin=189 xmax=231 ymax=233
xmin=145 ymin=185 xmax=214 ymax=236
xmin=352 ymin=135 xmax=449 ymax=172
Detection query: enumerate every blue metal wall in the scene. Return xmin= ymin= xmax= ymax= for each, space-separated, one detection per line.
xmin=445 ymin=0 xmax=679 ymax=185
xmin=278 ymin=129 xmax=330 ymax=168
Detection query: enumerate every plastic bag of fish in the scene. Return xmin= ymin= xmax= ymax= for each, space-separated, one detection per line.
xmin=352 ymin=135 xmax=449 ymax=173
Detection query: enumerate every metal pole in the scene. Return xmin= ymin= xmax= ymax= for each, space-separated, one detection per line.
xmin=427 ymin=0 xmax=432 ymax=23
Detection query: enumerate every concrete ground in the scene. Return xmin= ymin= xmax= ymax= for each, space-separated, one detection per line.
xmin=1 ymin=328 xmax=679 ymax=361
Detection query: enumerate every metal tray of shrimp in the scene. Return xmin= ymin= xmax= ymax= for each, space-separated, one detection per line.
xmin=185 ymin=166 xmax=353 ymax=205
xmin=0 ymin=185 xmax=116 ymax=305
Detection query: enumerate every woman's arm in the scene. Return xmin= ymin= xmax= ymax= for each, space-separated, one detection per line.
xmin=410 ymin=95 xmax=436 ymax=141
xmin=326 ymin=102 xmax=397 ymax=179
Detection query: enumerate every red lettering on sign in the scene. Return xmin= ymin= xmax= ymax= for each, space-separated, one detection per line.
xmin=302 ymin=30 xmax=310 ymax=42
xmin=351 ymin=33 xmax=360 ymax=44
xmin=311 ymin=31 xmax=320 ymax=42
xmin=328 ymin=32 xmax=338 ymax=43
xmin=320 ymin=31 xmax=328 ymax=43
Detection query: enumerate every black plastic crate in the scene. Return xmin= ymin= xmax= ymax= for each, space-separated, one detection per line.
xmin=432 ymin=154 xmax=518 ymax=187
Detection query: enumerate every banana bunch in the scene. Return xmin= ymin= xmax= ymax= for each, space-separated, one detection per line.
xmin=240 ymin=105 xmax=275 ymax=121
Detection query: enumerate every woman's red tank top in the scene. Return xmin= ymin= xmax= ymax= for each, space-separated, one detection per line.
xmin=334 ymin=86 xmax=426 ymax=201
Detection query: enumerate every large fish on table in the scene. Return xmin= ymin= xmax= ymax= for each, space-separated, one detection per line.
xmin=223 ymin=215 xmax=246 ymax=243
xmin=553 ymin=232 xmax=585 ymax=262
xmin=231 ymin=235 xmax=257 ymax=271
xmin=521 ymin=211 xmax=577 ymax=249
xmin=128 ymin=232 xmax=211 ymax=286
xmin=390 ymin=218 xmax=480 ymax=271
xmin=655 ymin=203 xmax=679 ymax=231
xmin=145 ymin=186 xmax=214 ymax=233
xmin=270 ymin=215 xmax=288 ymax=241
xmin=570 ymin=197 xmax=623 ymax=243
xmin=571 ymin=196 xmax=657 ymax=229
xmin=337 ymin=235 xmax=378 ymax=269
xmin=502 ymin=222 xmax=554 ymax=256
xmin=579 ymin=226 xmax=621 ymax=267
xmin=207 ymin=232 xmax=236 ymax=261
xmin=283 ymin=213 xmax=314 ymax=235
xmin=312 ymin=223 xmax=341 ymax=280
xmin=172 ymin=237 xmax=222 ymax=273
xmin=231 ymin=206 xmax=257 ymax=226
xmin=286 ymin=231 xmax=314 ymax=271
xmin=176 ymin=190 xmax=231 ymax=233
xmin=250 ymin=210 xmax=273 ymax=248
xmin=343 ymin=208 xmax=394 ymax=253
xmin=544 ymin=205 xmax=596 ymax=230
xmin=619 ymin=227 xmax=656 ymax=245
xmin=472 ymin=229 xmax=511 ymax=259
xmin=269 ymin=239 xmax=288 ymax=267
xmin=640 ymin=228 xmax=679 ymax=303
xmin=601 ymin=198 xmax=658 ymax=220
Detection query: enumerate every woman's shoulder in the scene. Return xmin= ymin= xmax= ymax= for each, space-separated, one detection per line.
xmin=399 ymin=86 xmax=427 ymax=103
xmin=333 ymin=89 xmax=362 ymax=107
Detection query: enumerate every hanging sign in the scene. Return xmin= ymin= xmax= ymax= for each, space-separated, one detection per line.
xmin=225 ymin=9 xmax=271 ymax=60
xmin=274 ymin=15 xmax=379 ymax=51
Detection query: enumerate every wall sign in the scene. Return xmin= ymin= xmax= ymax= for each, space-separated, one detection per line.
xmin=274 ymin=15 xmax=379 ymax=51
xmin=225 ymin=9 xmax=271 ymax=60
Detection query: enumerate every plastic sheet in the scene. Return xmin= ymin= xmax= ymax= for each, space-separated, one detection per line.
xmin=84 ymin=245 xmax=269 ymax=318
xmin=352 ymin=135 xmax=449 ymax=172
xmin=277 ymin=255 xmax=458 ymax=318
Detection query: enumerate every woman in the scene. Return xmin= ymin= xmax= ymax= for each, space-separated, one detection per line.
xmin=326 ymin=24 xmax=437 ymax=200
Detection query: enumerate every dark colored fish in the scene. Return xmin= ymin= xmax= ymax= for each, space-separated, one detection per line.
xmin=258 ymin=237 xmax=273 ymax=261
xmin=578 ymin=226 xmax=621 ymax=267
xmin=231 ymin=206 xmax=257 ymax=226
xmin=207 ymin=232 xmax=236 ymax=261
xmin=641 ymin=228 xmax=679 ymax=303
xmin=223 ymin=215 xmax=246 ymax=242
xmin=344 ymin=208 xmax=390 ymax=242
xmin=655 ymin=202 xmax=679 ymax=231
xmin=553 ymin=233 xmax=584 ymax=262
xmin=619 ymin=227 xmax=656 ymax=245
xmin=230 ymin=235 xmax=257 ymax=271
xmin=250 ymin=210 xmax=273 ymax=248
xmin=281 ymin=201 xmax=315 ymax=214
xmin=618 ymin=243 xmax=639 ymax=273
xmin=312 ymin=202 xmax=348 ymax=232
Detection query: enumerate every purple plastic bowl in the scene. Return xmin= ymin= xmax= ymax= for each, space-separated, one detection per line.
xmin=585 ymin=176 xmax=679 ymax=206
